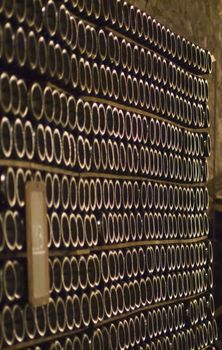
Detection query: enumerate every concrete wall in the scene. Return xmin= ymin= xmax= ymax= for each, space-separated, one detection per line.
xmin=133 ymin=0 xmax=222 ymax=199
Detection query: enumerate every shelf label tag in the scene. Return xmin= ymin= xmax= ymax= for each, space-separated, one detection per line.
xmin=25 ymin=181 xmax=49 ymax=307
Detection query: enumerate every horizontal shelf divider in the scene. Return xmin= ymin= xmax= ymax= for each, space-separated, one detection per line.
xmin=0 ymin=236 xmax=208 ymax=260
xmin=0 ymin=159 xmax=206 ymax=188
xmin=81 ymin=94 xmax=208 ymax=134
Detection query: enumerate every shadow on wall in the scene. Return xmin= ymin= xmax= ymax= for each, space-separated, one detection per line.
xmin=132 ymin=0 xmax=222 ymax=199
